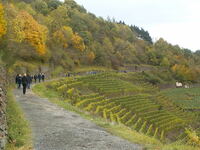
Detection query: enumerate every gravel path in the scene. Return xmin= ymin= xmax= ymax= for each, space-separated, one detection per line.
xmin=14 ymin=88 xmax=143 ymax=150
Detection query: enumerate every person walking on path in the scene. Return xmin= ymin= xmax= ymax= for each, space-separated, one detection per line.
xmin=41 ymin=73 xmax=45 ymax=82
xmin=27 ymin=74 xmax=32 ymax=89
xmin=38 ymin=73 xmax=42 ymax=83
xmin=15 ymin=74 xmax=19 ymax=84
xmin=34 ymin=74 xmax=37 ymax=83
xmin=22 ymin=73 xmax=28 ymax=95
xmin=17 ymin=74 xmax=22 ymax=89
xmin=15 ymin=74 xmax=19 ymax=85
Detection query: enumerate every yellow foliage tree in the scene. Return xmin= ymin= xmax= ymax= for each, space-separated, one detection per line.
xmin=53 ymin=26 xmax=73 ymax=48
xmin=0 ymin=3 xmax=7 ymax=38
xmin=172 ymin=64 xmax=197 ymax=81
xmin=72 ymin=33 xmax=85 ymax=52
xmin=13 ymin=11 xmax=47 ymax=55
xmin=87 ymin=51 xmax=95 ymax=63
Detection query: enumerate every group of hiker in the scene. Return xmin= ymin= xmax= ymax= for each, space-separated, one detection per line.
xmin=15 ymin=73 xmax=45 ymax=95
xmin=33 ymin=73 xmax=45 ymax=83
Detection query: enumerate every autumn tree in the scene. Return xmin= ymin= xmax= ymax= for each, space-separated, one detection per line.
xmin=2 ymin=0 xmax=200 ymax=83
xmin=16 ymin=2 xmax=36 ymax=16
xmin=103 ymin=37 xmax=114 ymax=53
xmin=171 ymin=64 xmax=197 ymax=82
xmin=47 ymin=0 xmax=62 ymax=11
xmin=53 ymin=26 xmax=73 ymax=48
xmin=31 ymin=0 xmax=48 ymax=15
xmin=0 ymin=3 xmax=7 ymax=38
xmin=79 ymin=31 xmax=92 ymax=45
xmin=48 ymin=5 xmax=70 ymax=32
xmin=87 ymin=51 xmax=95 ymax=63
xmin=160 ymin=57 xmax=170 ymax=67
xmin=72 ymin=33 xmax=85 ymax=51
xmin=13 ymin=11 xmax=48 ymax=55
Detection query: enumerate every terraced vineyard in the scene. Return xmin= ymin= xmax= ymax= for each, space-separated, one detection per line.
xmin=47 ymin=72 xmax=200 ymax=146
xmin=161 ymin=87 xmax=200 ymax=110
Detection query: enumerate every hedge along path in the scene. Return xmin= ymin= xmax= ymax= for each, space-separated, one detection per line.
xmin=13 ymin=88 xmax=142 ymax=150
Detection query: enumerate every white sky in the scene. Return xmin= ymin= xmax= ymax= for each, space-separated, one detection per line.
xmin=63 ymin=0 xmax=200 ymax=51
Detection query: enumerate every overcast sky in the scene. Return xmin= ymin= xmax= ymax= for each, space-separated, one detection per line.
xmin=64 ymin=0 xmax=200 ymax=51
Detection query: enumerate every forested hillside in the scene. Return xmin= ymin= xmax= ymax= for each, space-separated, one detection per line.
xmin=1 ymin=0 xmax=200 ymax=83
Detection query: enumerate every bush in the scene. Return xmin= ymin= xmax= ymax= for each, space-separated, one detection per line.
xmin=51 ymin=66 xmax=64 ymax=77
xmin=142 ymin=71 xmax=163 ymax=85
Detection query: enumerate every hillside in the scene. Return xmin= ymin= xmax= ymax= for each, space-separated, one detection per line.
xmin=36 ymin=72 xmax=200 ymax=149
xmin=2 ymin=0 xmax=200 ymax=149
xmin=0 ymin=0 xmax=200 ymax=83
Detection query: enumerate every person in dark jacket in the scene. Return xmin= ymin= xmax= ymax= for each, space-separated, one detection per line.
xmin=22 ymin=73 xmax=28 ymax=94
xmin=15 ymin=74 xmax=19 ymax=84
xmin=27 ymin=74 xmax=32 ymax=89
xmin=31 ymin=75 xmax=33 ymax=84
xmin=34 ymin=74 xmax=37 ymax=83
xmin=38 ymin=73 xmax=42 ymax=83
xmin=17 ymin=74 xmax=22 ymax=89
xmin=41 ymin=73 xmax=45 ymax=82
xmin=66 ymin=72 xmax=70 ymax=77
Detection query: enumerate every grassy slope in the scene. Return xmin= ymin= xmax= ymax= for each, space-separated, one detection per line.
xmin=6 ymin=89 xmax=32 ymax=150
xmin=32 ymin=82 xmax=199 ymax=150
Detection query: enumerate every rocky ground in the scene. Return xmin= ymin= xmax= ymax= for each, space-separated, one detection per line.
xmin=14 ymin=88 xmax=143 ymax=150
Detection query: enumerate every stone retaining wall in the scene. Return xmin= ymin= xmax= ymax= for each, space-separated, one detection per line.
xmin=0 ymin=66 xmax=7 ymax=150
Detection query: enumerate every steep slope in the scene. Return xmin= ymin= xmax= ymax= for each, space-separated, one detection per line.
xmin=45 ymin=72 xmax=200 ymax=147
xmin=0 ymin=0 xmax=199 ymax=83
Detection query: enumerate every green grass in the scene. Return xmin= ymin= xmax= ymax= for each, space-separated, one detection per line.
xmin=33 ymin=82 xmax=199 ymax=150
xmin=6 ymin=89 xmax=32 ymax=150
xmin=161 ymin=87 xmax=200 ymax=109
